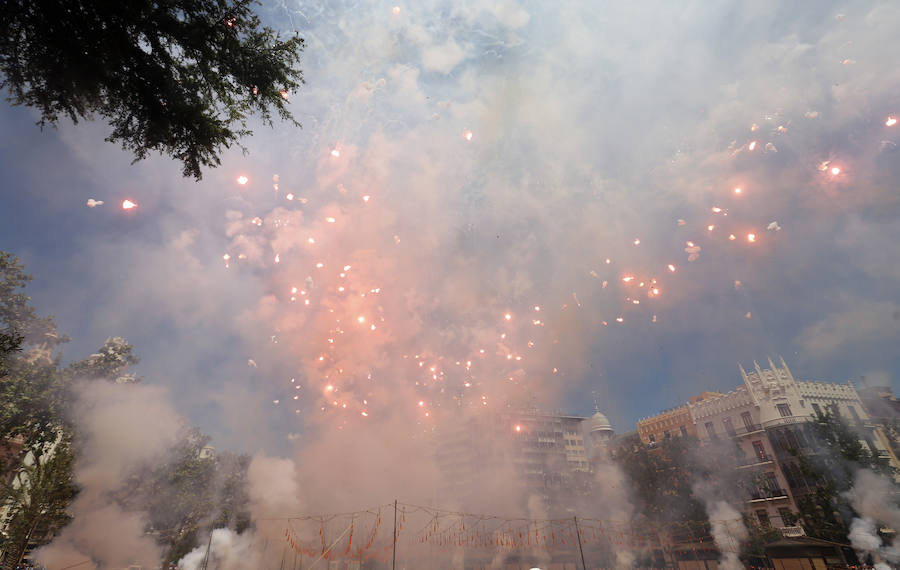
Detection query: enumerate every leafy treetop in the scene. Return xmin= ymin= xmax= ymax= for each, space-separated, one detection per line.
xmin=0 ymin=0 xmax=304 ymax=179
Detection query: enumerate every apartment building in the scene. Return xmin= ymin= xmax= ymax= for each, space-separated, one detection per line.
xmin=688 ymin=358 xmax=888 ymax=530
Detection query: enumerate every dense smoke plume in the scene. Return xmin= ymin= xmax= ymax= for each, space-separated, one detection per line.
xmin=705 ymin=500 xmax=749 ymax=570
xmin=846 ymin=469 xmax=900 ymax=565
xmin=33 ymin=382 xmax=184 ymax=568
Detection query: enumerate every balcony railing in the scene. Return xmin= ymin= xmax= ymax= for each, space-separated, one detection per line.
xmin=736 ymin=454 xmax=774 ymax=468
xmin=762 ymin=416 xmax=805 ymax=429
xmin=729 ymin=423 xmax=763 ymax=437
xmin=747 ymin=488 xmax=789 ymax=502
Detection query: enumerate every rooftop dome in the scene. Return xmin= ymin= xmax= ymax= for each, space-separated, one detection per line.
xmin=590 ymin=411 xmax=613 ymax=432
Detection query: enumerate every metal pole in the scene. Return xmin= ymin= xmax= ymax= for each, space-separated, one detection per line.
xmin=392 ymin=499 xmax=398 ymax=570
xmin=574 ymin=516 xmax=587 ymax=570
xmin=200 ymin=531 xmax=213 ymax=570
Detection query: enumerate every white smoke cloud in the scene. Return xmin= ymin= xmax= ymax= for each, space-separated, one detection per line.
xmin=706 ymin=500 xmax=749 ymax=570
xmin=33 ymin=381 xmax=185 ymax=568
xmin=846 ymin=469 xmax=900 ymax=564
xmin=178 ymin=528 xmax=261 ymax=570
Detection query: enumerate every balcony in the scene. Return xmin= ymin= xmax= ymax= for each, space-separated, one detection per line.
xmin=747 ymin=488 xmax=789 ymax=503
xmin=736 ymin=454 xmax=774 ymax=469
xmin=729 ymin=423 xmax=763 ymax=437
xmin=762 ymin=416 xmax=805 ymax=429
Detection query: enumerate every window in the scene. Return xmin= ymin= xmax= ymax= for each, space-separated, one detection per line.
xmin=756 ymin=509 xmax=771 ymax=528
xmin=741 ymin=411 xmax=755 ymax=431
xmin=778 ymin=508 xmax=793 ymax=526
xmin=680 ymin=425 xmax=688 ymax=438
xmin=776 ymin=403 xmax=792 ymax=417
xmin=752 ymin=440 xmax=766 ymax=461
xmin=705 ymin=422 xmax=717 ymax=439
xmin=811 ymin=403 xmax=822 ymax=416
xmin=649 ymin=434 xmax=656 ymax=444
xmin=847 ymin=405 xmax=861 ymax=423
xmin=664 ymin=430 xmax=671 ymax=440
xmin=765 ymin=472 xmax=780 ymax=493
xmin=723 ymin=417 xmax=736 ymax=437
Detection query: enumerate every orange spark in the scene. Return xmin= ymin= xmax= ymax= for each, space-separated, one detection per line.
xmin=504 ymin=313 xmax=512 ymax=321
xmin=747 ymin=233 xmax=756 ymax=243
xmin=748 ymin=141 xmax=757 ymax=151
xmin=707 ymin=225 xmax=715 ymax=232
xmin=362 ymin=195 xmax=371 ymax=202
xmin=667 ymin=264 xmax=676 ymax=272
xmin=121 ymin=199 xmax=137 ymax=210
xmin=887 ymin=117 xmax=898 ymax=127
xmin=237 ymin=175 xmax=249 ymax=185
xmin=463 ymin=130 xmax=473 ymax=141
xmin=831 ymin=166 xmax=841 ymax=175
xmin=331 ymin=148 xmax=341 ymax=157
xmin=734 ymin=187 xmax=742 ymax=194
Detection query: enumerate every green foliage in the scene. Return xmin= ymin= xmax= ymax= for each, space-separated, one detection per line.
xmin=65 ymin=336 xmax=142 ymax=383
xmin=0 ymin=0 xmax=304 ymax=179
xmin=0 ymin=437 xmax=79 ymax=567
xmin=794 ymin=406 xmax=894 ymax=541
xmin=0 ymin=252 xmax=71 ymax=442
xmin=611 ymin=435 xmax=708 ymax=525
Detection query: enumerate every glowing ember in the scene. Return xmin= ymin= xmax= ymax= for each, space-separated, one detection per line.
xmin=729 ymin=234 xmax=736 ymax=241
xmin=504 ymin=313 xmax=512 ymax=321
xmin=357 ymin=316 xmax=366 ymax=323
xmin=748 ymin=140 xmax=757 ymax=151
xmin=667 ymin=264 xmax=676 ymax=272
xmin=274 ymin=254 xmax=281 ymax=263
xmin=633 ymin=238 xmax=641 ymax=245
xmin=707 ymin=225 xmax=715 ymax=231
xmin=286 ymin=193 xmax=295 ymax=201
xmin=747 ymin=233 xmax=756 ymax=243
xmin=331 ymin=148 xmax=341 ymax=157
xmin=711 ymin=206 xmax=722 ymax=213
xmin=514 ymin=425 xmax=522 ymax=433
xmin=392 ymin=6 xmax=400 ymax=15
xmin=326 ymin=217 xmax=336 ymax=223
xmin=463 ymin=130 xmax=473 ymax=141
xmin=316 ymin=262 xmax=324 ymax=268
xmin=623 ymin=276 xmax=634 ymax=283
xmin=121 ymin=199 xmax=137 ymax=210
xmin=887 ymin=117 xmax=898 ymax=127
xmin=362 ymin=195 xmax=371 ymax=202
xmin=237 ymin=175 xmax=249 ymax=185
xmin=734 ymin=187 xmax=742 ymax=194
xmin=830 ymin=166 xmax=841 ymax=175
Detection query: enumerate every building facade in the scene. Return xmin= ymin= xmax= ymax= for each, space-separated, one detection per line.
xmin=687 ymin=358 xmax=889 ymax=530
xmin=434 ymin=407 xmax=591 ymax=516
xmin=637 ymin=393 xmax=720 ymax=446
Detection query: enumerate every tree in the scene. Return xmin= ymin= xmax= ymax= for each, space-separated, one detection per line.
xmin=0 ymin=252 xmax=69 ymax=442
xmin=0 ymin=437 xmax=78 ymax=570
xmin=0 ymin=0 xmax=304 ymax=179
xmin=65 ymin=336 xmax=142 ymax=383
xmin=795 ymin=406 xmax=893 ymax=542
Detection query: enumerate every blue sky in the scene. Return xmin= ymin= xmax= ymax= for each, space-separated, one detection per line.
xmin=2 ymin=0 xmax=900 ymax=453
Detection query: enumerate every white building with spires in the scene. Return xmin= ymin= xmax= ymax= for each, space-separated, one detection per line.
xmin=687 ymin=357 xmax=887 ymax=530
